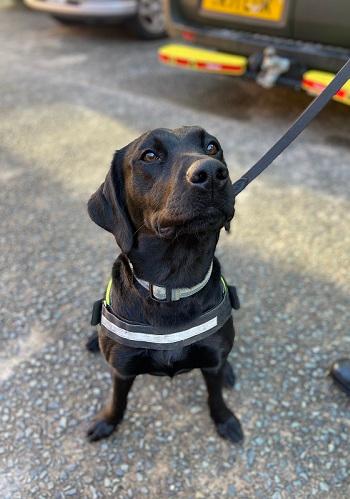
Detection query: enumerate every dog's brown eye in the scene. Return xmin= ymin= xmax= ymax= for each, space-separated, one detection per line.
xmin=141 ymin=150 xmax=159 ymax=162
xmin=206 ymin=142 xmax=219 ymax=155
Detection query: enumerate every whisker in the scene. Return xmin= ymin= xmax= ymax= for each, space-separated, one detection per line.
xmin=133 ymin=223 xmax=145 ymax=236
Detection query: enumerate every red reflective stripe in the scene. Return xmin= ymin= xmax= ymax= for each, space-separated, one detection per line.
xmin=221 ymin=64 xmax=242 ymax=71
xmin=197 ymin=62 xmax=220 ymax=70
xmin=196 ymin=61 xmax=241 ymax=72
xmin=159 ymin=53 xmax=170 ymax=62
xmin=336 ymin=89 xmax=346 ymax=98
xmin=182 ymin=31 xmax=195 ymax=41
xmin=303 ymin=79 xmax=325 ymax=92
xmin=160 ymin=51 xmax=243 ymax=72
xmin=303 ymin=78 xmax=347 ymax=100
xmin=176 ymin=58 xmax=190 ymax=66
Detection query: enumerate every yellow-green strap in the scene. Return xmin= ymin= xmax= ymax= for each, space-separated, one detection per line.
xmin=105 ymin=278 xmax=113 ymax=306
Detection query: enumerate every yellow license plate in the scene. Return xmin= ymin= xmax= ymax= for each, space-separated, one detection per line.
xmin=202 ymin=0 xmax=285 ymax=22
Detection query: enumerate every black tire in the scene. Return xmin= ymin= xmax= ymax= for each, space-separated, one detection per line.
xmin=128 ymin=0 xmax=167 ymax=40
xmin=51 ymin=15 xmax=83 ymax=26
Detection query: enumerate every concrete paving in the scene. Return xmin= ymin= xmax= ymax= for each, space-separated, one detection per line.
xmin=0 ymin=2 xmax=349 ymax=498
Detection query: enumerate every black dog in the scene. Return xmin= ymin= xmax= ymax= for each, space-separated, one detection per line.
xmin=86 ymin=126 xmax=243 ymax=443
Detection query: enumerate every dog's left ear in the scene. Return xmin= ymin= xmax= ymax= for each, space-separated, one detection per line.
xmin=87 ymin=149 xmax=133 ymax=254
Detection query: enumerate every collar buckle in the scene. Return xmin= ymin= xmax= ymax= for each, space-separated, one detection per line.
xmin=128 ymin=258 xmax=213 ymax=302
xmin=149 ymin=283 xmax=176 ymax=302
xmin=149 ymin=283 xmax=166 ymax=302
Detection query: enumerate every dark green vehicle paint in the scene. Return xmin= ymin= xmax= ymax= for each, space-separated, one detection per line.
xmin=165 ymin=0 xmax=350 ymax=72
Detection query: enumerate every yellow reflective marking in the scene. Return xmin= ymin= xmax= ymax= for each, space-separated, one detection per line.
xmin=221 ymin=276 xmax=228 ymax=291
xmin=105 ymin=278 xmax=113 ymax=306
xmin=302 ymin=70 xmax=350 ymax=106
xmin=158 ymin=44 xmax=247 ymax=76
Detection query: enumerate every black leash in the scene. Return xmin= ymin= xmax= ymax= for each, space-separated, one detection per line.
xmin=232 ymin=58 xmax=350 ymax=196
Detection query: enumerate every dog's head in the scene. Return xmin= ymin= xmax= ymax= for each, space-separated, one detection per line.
xmin=88 ymin=126 xmax=235 ymax=253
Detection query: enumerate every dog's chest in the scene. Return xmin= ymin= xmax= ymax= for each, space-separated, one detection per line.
xmin=149 ymin=349 xmax=193 ymax=377
xmin=115 ymin=343 xmax=220 ymax=378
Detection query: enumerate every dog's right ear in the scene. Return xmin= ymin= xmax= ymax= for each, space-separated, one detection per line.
xmin=87 ymin=149 xmax=133 ymax=254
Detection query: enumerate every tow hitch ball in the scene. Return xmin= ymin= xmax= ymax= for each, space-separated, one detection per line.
xmin=250 ymin=47 xmax=291 ymax=88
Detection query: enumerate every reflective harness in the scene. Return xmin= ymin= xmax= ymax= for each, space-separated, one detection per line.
xmin=91 ymin=275 xmax=240 ymax=350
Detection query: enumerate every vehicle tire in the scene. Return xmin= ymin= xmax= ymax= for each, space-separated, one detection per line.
xmin=51 ymin=15 xmax=83 ymax=26
xmin=129 ymin=0 xmax=166 ymax=40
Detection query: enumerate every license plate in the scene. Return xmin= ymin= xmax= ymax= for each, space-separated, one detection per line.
xmin=201 ymin=0 xmax=285 ymax=22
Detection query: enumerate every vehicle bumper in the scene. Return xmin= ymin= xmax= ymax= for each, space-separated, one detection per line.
xmin=24 ymin=0 xmax=138 ymax=19
xmin=302 ymin=70 xmax=350 ymax=106
xmin=159 ymin=44 xmax=350 ymax=106
xmin=165 ymin=6 xmax=349 ymax=74
xmin=159 ymin=44 xmax=247 ymax=76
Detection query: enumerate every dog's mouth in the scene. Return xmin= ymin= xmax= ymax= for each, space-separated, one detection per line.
xmin=155 ymin=206 xmax=233 ymax=239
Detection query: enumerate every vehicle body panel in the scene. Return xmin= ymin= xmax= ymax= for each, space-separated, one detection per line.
xmin=177 ymin=0 xmax=294 ymax=36
xmin=165 ymin=0 xmax=350 ymax=72
xmin=293 ymin=0 xmax=350 ymax=47
xmin=24 ymin=0 xmax=137 ymax=19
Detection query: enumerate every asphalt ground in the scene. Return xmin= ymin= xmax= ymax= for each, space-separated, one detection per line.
xmin=1 ymin=2 xmax=349 ymax=498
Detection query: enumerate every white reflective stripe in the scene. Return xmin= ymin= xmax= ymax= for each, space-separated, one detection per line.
xmin=101 ymin=314 xmax=218 ymax=344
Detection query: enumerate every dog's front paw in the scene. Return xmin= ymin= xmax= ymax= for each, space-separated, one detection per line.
xmin=87 ymin=419 xmax=117 ymax=442
xmin=216 ymin=414 xmax=244 ymax=444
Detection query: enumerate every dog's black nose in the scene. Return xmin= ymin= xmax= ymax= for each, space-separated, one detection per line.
xmin=187 ymin=160 xmax=229 ymax=190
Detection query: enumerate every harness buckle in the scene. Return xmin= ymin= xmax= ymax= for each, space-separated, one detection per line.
xmin=228 ymin=285 xmax=240 ymax=310
xmin=91 ymin=299 xmax=103 ymax=326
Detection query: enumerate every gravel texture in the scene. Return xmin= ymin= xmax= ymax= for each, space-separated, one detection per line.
xmin=1 ymin=2 xmax=349 ymax=498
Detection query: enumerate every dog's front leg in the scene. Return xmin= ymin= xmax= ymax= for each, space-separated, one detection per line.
xmin=201 ymin=365 xmax=243 ymax=443
xmin=87 ymin=372 xmax=135 ymax=442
